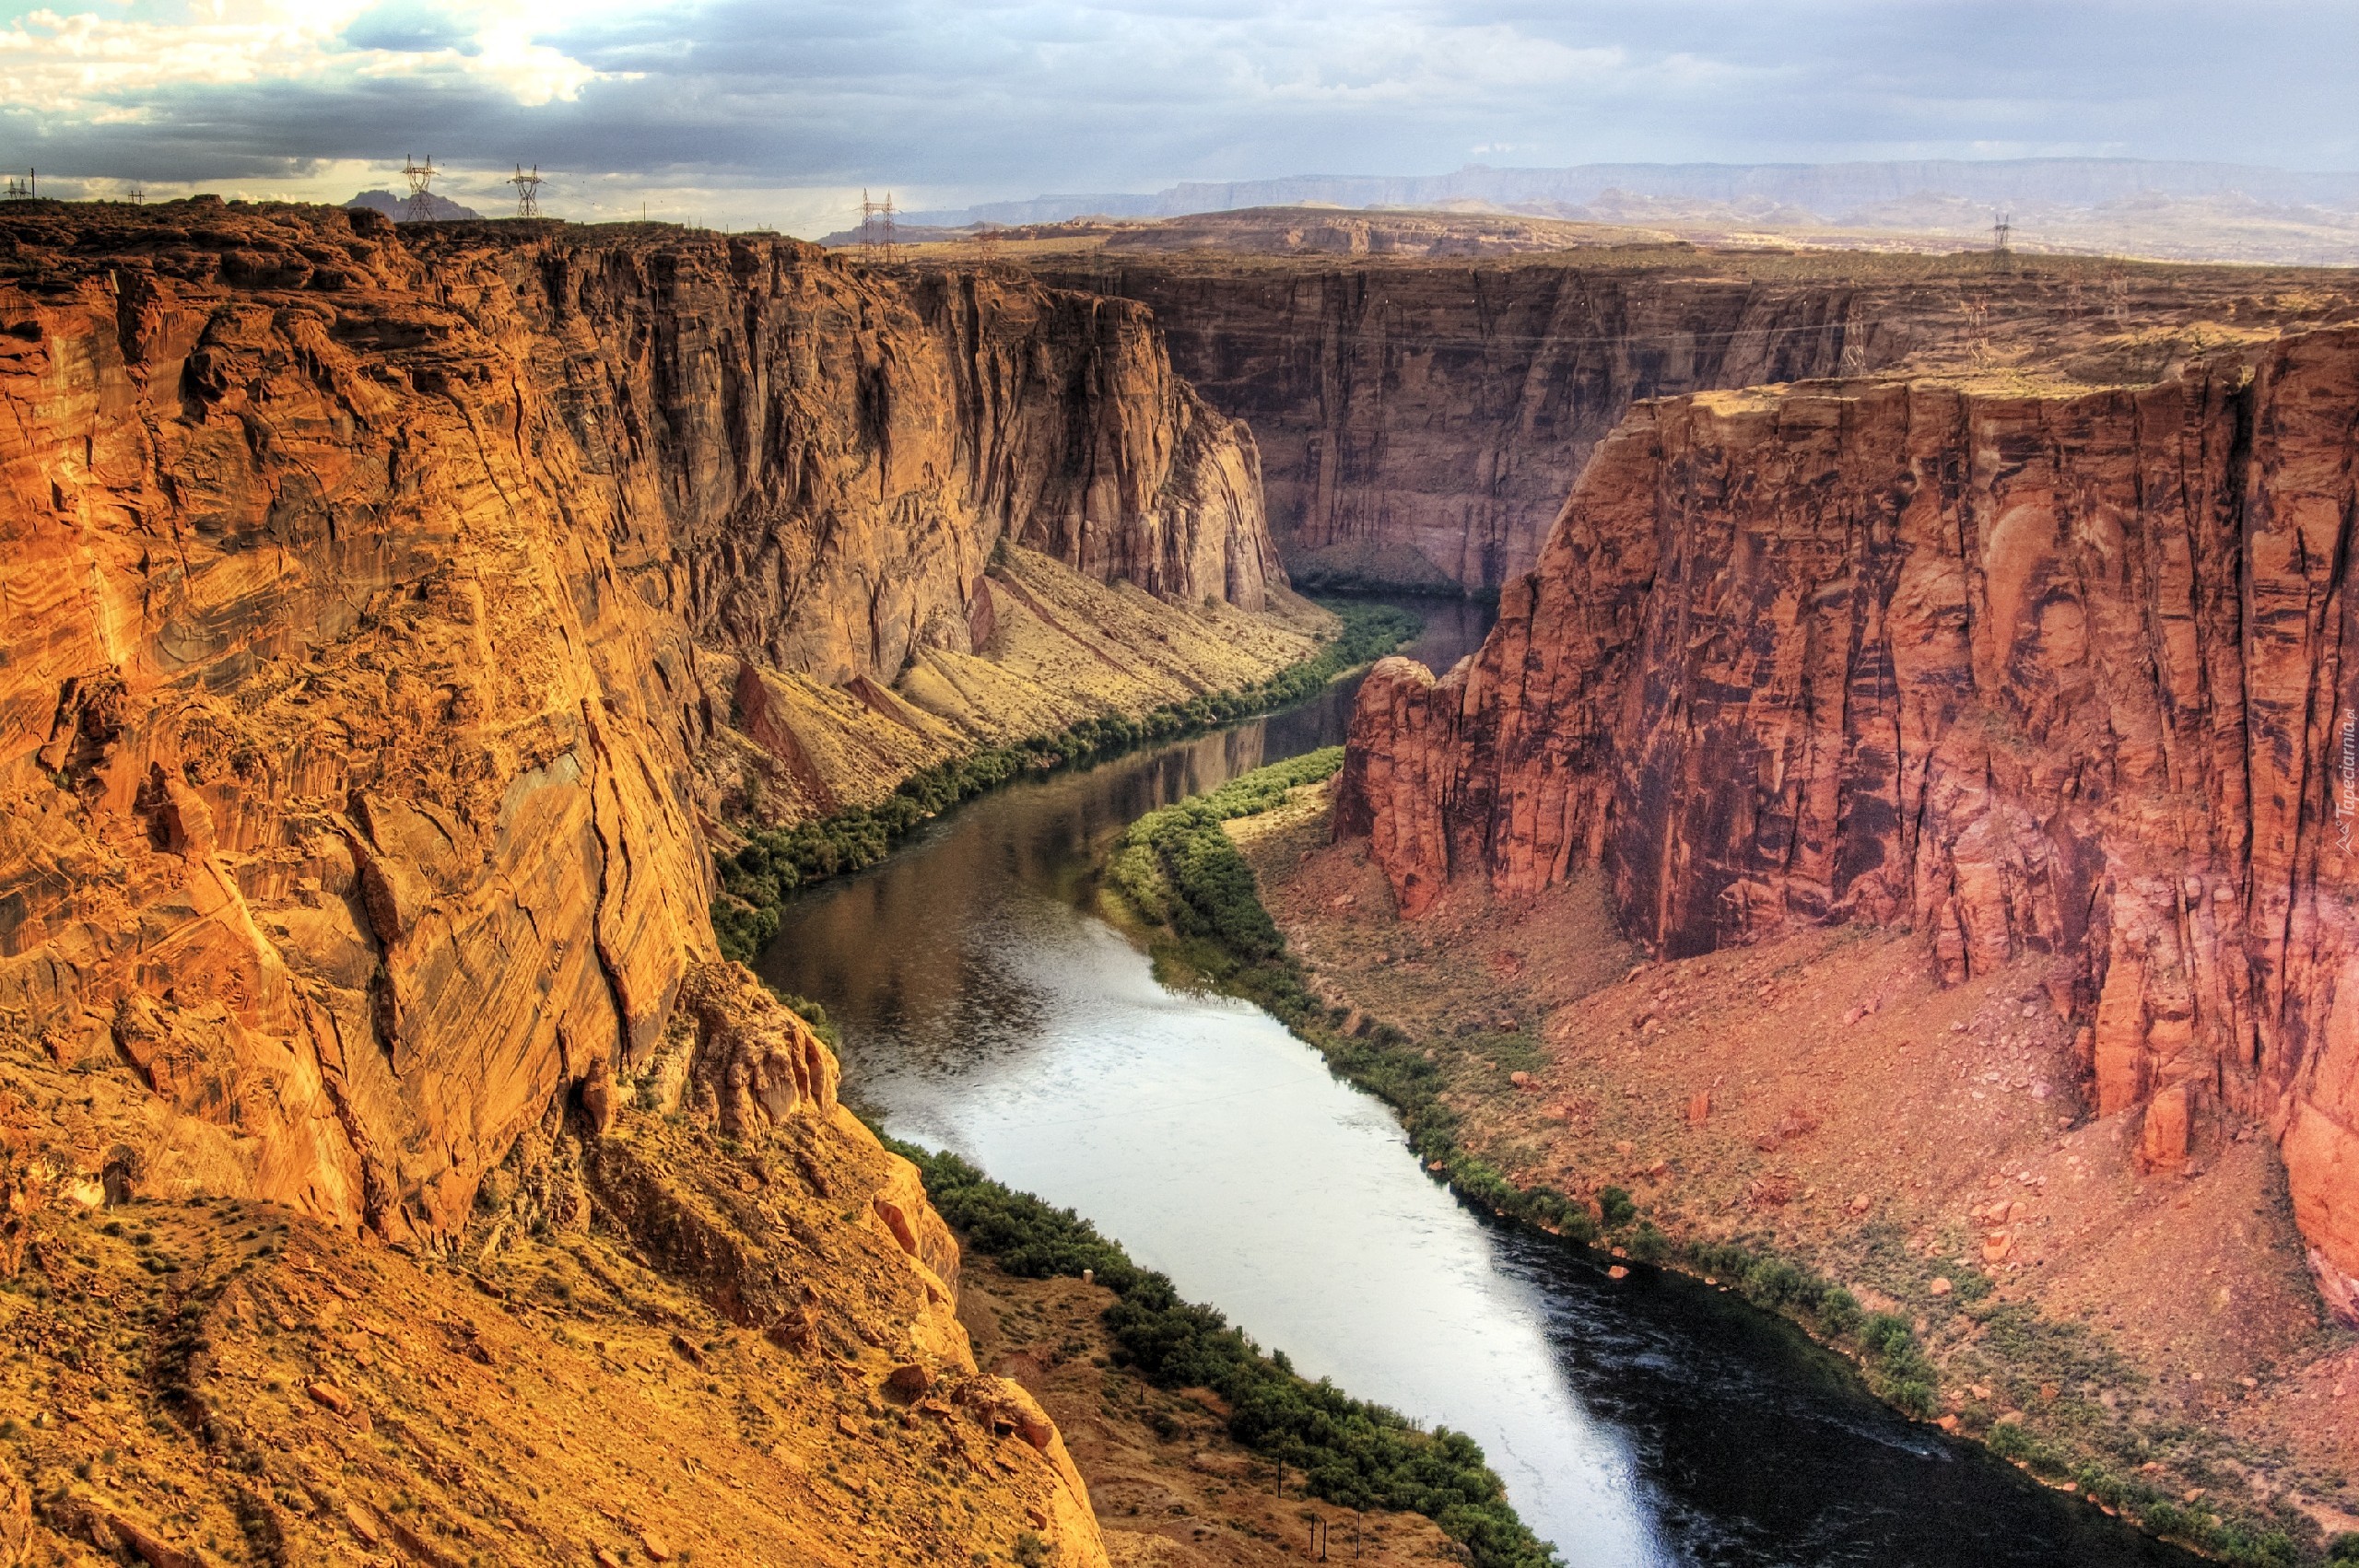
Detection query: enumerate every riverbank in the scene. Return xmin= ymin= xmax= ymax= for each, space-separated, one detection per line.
xmin=955 ymin=1245 xmax=1461 ymax=1565
xmin=898 ymin=1141 xmax=1558 ymax=1568
xmin=1100 ymin=755 xmax=2356 ymax=1567
xmin=712 ymin=591 xmax=1422 ymax=961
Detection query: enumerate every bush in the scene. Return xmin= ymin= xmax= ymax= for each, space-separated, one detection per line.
xmin=1888 ymin=1378 xmax=1937 ymax=1419
xmin=1104 ymin=747 xmax=1360 ymax=968
xmin=1595 ymin=1186 xmax=1637 ymax=1230
xmin=1811 ymin=1285 xmax=1862 ymax=1337
xmin=1860 ymin=1312 xmax=1913 ymax=1359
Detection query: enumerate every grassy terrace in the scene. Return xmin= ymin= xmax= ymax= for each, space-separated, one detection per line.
xmin=710 ymin=600 xmax=1422 ymax=963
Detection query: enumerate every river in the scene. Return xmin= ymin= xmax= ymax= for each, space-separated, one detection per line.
xmin=758 ymin=597 xmax=2196 ymax=1568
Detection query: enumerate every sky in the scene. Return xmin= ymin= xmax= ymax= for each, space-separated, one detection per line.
xmin=2 ymin=0 xmax=2353 ymax=235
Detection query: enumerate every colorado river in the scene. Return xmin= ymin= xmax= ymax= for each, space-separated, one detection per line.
xmin=758 ymin=599 xmax=2195 ymax=1568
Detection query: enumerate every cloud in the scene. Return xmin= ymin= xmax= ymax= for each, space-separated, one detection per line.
xmin=0 ymin=0 xmax=614 ymax=121
xmin=0 ymin=1 xmax=2351 ymax=232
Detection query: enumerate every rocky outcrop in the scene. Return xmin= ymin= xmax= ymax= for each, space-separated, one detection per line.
xmin=567 ymin=250 xmax=1284 ymax=684
xmin=1338 ymin=330 xmax=2359 ymax=1297
xmin=0 ymin=198 xmax=1283 ymax=1242
xmin=0 ymin=971 xmax=1113 ymax=1567
xmin=1039 ymin=252 xmax=2358 ymax=591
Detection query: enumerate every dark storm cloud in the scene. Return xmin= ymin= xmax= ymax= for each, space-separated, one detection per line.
xmin=3 ymin=1 xmax=2352 ymax=204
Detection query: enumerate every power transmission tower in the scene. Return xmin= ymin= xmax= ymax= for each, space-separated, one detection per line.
xmin=127 ymin=184 xmax=145 ymax=205
xmin=859 ymin=189 xmax=898 ymax=263
xmin=401 ymin=154 xmax=439 ymax=223
xmin=973 ymin=222 xmax=1002 ymax=263
xmin=1990 ymin=211 xmax=2013 ymax=266
xmin=2 ymin=170 xmax=34 ymax=201
xmin=510 ymin=163 xmax=544 ymax=219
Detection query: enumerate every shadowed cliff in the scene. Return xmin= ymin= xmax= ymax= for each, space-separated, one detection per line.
xmin=1027 ymin=238 xmax=2358 ymax=592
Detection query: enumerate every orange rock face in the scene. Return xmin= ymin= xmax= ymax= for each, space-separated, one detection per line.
xmin=0 ymin=200 xmax=1278 ymax=1241
xmin=1338 ymin=330 xmax=2359 ymax=1297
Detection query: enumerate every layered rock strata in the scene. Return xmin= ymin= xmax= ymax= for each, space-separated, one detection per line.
xmin=0 ymin=958 xmax=1109 ymax=1567
xmin=0 ymin=198 xmax=1283 ymax=1246
xmin=1337 ymin=330 xmax=2359 ymax=1300
xmin=1038 ymin=248 xmax=2358 ymax=591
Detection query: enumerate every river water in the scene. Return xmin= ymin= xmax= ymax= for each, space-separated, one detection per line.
xmin=759 ymin=599 xmax=2194 ymax=1568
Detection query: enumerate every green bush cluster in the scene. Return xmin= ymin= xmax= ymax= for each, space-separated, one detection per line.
xmin=1105 ymin=746 xmax=1354 ymax=960
xmin=764 ymin=987 xmax=840 ymax=1047
xmin=1982 ymin=1429 xmax=2310 ymax=1568
xmin=904 ymin=1145 xmax=1560 ymax=1568
xmin=710 ymin=601 xmax=1421 ymax=962
xmin=1682 ymin=1239 xmax=1864 ymax=1338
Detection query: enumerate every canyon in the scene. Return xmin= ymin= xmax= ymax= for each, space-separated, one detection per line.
xmin=1334 ymin=327 xmax=2359 ymax=1281
xmin=6 ymin=185 xmax=2359 ymax=1564
xmin=1009 ymin=211 xmax=2359 ymax=591
xmin=0 ymin=198 xmax=1317 ymax=1564
xmin=0 ymin=197 xmax=1294 ymax=1242
xmin=1316 ymin=321 xmax=2359 ymax=1538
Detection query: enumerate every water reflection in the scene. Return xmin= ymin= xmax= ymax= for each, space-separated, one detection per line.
xmin=761 ymin=595 xmax=2196 ymax=1567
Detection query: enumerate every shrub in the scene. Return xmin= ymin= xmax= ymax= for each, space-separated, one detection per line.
xmin=1811 ymin=1285 xmax=1862 ymax=1337
xmin=1860 ymin=1313 xmax=1913 ymax=1359
xmin=1742 ymin=1258 xmax=1808 ymax=1306
xmin=1104 ymin=747 xmax=1362 ymax=965
xmin=1595 ymin=1186 xmax=1637 ymax=1229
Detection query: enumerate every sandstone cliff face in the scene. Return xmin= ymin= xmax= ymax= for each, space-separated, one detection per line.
xmin=542 ymin=246 xmax=1282 ymax=685
xmin=0 ymin=959 xmax=1110 ymax=1568
xmin=0 ymin=199 xmax=1278 ymax=1244
xmin=1041 ymin=252 xmax=2357 ymax=591
xmin=1338 ymin=330 xmax=2359 ymax=1300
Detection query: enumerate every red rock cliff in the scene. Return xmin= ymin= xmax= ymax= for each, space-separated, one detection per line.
xmin=1041 ymin=252 xmax=2357 ymax=591
xmin=0 ymin=200 xmax=1278 ymax=1239
xmin=1338 ymin=331 xmax=2359 ymax=1300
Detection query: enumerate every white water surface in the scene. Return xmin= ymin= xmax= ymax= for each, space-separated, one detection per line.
xmin=860 ymin=898 xmax=1660 ymax=1565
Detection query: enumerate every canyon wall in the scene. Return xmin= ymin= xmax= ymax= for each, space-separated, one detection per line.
xmin=1039 ymin=251 xmax=2357 ymax=591
xmin=1337 ymin=331 xmax=2359 ymax=1300
xmin=0 ymin=199 xmax=1279 ymax=1242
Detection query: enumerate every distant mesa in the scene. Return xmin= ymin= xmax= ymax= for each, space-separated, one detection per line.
xmin=346 ymin=187 xmax=481 ymax=222
xmin=888 ymin=157 xmax=2359 ymax=268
